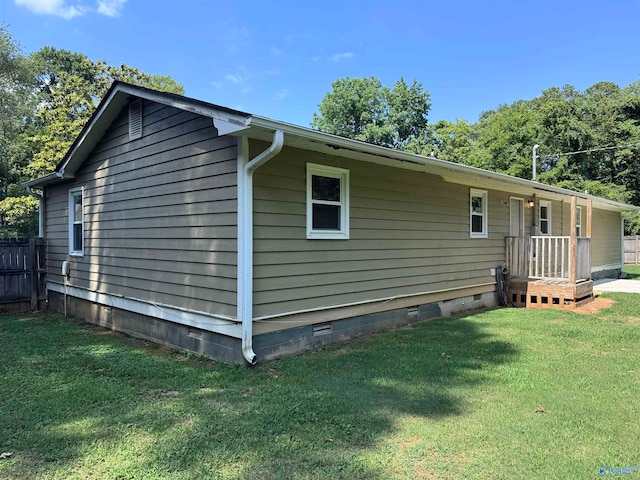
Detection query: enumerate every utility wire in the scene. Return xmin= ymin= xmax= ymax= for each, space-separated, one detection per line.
xmin=551 ymin=141 xmax=640 ymax=157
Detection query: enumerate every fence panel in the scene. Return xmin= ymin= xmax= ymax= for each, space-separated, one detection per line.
xmin=624 ymin=235 xmax=640 ymax=264
xmin=0 ymin=238 xmax=46 ymax=310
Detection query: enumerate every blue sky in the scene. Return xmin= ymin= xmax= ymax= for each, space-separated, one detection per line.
xmin=4 ymin=0 xmax=640 ymax=127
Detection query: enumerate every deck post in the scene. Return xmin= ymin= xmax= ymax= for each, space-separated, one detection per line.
xmin=570 ymin=196 xmax=577 ymax=285
xmin=586 ymin=199 xmax=592 ymax=238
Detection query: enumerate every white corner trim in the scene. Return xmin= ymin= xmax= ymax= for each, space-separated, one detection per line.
xmin=47 ymin=282 xmax=242 ymax=338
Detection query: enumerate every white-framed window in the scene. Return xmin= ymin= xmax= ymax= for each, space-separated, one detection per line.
xmin=575 ymin=205 xmax=582 ymax=237
xmin=470 ymin=189 xmax=488 ymax=238
xmin=306 ymin=163 xmax=349 ymax=240
xmin=68 ymin=187 xmax=84 ymax=256
xmin=539 ymin=200 xmax=551 ymax=235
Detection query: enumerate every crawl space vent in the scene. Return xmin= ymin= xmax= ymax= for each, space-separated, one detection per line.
xmin=312 ymin=323 xmax=332 ymax=336
xmin=129 ymin=99 xmax=143 ymax=140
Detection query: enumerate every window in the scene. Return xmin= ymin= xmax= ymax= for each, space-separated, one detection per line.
xmin=539 ymin=200 xmax=551 ymax=235
xmin=69 ymin=187 xmax=84 ymax=255
xmin=575 ymin=206 xmax=582 ymax=237
xmin=470 ymin=189 xmax=488 ymax=238
xmin=306 ymin=163 xmax=349 ymax=239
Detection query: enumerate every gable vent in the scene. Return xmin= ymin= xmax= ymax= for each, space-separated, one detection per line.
xmin=129 ymin=99 xmax=143 ymax=140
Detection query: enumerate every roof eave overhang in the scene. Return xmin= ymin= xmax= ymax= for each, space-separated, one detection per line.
xmin=244 ymin=116 xmax=639 ymax=213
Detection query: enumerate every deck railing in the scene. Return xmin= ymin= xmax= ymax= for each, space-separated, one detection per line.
xmin=505 ymin=236 xmax=591 ymax=282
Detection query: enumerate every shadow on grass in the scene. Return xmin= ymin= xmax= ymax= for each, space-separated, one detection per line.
xmin=0 ymin=311 xmax=517 ymax=479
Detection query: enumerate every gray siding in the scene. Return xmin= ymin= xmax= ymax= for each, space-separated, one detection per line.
xmin=45 ymin=100 xmax=238 ymax=318
xmin=252 ymin=142 xmax=507 ymax=318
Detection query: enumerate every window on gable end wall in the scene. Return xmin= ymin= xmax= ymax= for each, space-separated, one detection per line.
xmin=539 ymin=200 xmax=551 ymax=235
xmin=306 ymin=163 xmax=349 ymax=239
xmin=68 ymin=187 xmax=84 ymax=256
xmin=470 ymin=189 xmax=488 ymax=238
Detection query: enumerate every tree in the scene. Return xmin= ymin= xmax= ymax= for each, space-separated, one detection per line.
xmin=0 ymin=26 xmax=38 ymax=237
xmin=0 ymin=30 xmax=185 ymax=238
xmin=311 ymin=76 xmax=431 ymax=149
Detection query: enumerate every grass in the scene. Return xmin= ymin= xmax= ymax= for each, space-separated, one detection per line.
xmin=624 ymin=264 xmax=640 ymax=279
xmin=1 ymin=295 xmax=639 ymax=479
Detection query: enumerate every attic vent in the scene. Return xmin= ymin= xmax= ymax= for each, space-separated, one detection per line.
xmin=129 ymin=99 xmax=143 ymax=140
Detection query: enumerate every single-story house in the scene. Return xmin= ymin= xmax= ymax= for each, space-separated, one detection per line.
xmin=26 ymin=82 xmax=638 ymax=364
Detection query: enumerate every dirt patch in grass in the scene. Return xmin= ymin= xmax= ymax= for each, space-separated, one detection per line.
xmin=573 ymin=297 xmax=615 ymax=315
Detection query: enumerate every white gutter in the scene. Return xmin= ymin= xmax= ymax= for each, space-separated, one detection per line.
xmin=237 ymin=130 xmax=284 ymax=365
xmin=25 ymin=186 xmax=44 ymax=238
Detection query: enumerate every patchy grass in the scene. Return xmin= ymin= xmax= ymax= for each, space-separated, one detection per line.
xmin=624 ymin=264 xmax=640 ymax=279
xmin=1 ymin=295 xmax=639 ymax=479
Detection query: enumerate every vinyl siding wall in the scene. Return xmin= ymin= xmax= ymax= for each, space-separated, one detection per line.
xmin=45 ymin=100 xmax=238 ymax=318
xmin=591 ymin=208 xmax=622 ymax=268
xmin=252 ymin=142 xmax=509 ymax=319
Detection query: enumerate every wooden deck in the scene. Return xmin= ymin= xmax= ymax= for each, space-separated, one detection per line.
xmin=508 ymin=277 xmax=593 ymax=310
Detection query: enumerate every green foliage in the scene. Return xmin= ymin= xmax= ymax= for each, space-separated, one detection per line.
xmin=0 ymin=26 xmax=184 ymax=237
xmin=311 ymin=76 xmax=430 ymax=148
xmin=0 ymin=195 xmax=38 ymax=238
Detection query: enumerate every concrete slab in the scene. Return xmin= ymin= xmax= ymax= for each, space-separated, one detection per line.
xmin=593 ymin=278 xmax=640 ymax=294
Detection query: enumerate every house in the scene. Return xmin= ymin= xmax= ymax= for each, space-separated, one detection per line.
xmin=26 ymin=82 xmax=638 ymax=364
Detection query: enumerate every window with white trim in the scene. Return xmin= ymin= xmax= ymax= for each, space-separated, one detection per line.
xmin=69 ymin=187 xmax=84 ymax=255
xmin=575 ymin=205 xmax=582 ymax=237
xmin=470 ymin=189 xmax=488 ymax=238
xmin=539 ymin=200 xmax=551 ymax=235
xmin=306 ymin=163 xmax=349 ymax=239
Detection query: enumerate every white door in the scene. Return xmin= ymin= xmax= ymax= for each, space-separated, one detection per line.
xmin=510 ymin=198 xmax=524 ymax=236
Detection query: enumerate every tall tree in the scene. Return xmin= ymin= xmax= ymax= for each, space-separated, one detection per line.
xmin=311 ymin=76 xmax=431 ymax=149
xmin=0 ymin=32 xmax=185 ymax=238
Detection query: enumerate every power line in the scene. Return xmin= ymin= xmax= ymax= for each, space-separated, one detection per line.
xmin=552 ymin=142 xmax=640 ymax=157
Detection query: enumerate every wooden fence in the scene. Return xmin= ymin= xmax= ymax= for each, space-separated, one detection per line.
xmin=0 ymin=238 xmax=46 ymax=312
xmin=624 ymin=235 xmax=640 ymax=264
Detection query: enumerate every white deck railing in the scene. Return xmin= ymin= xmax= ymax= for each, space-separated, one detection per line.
xmin=506 ymin=236 xmax=591 ymax=281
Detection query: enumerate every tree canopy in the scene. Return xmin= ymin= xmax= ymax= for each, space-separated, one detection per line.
xmin=0 ymin=26 xmax=184 ymax=237
xmin=311 ymin=76 xmax=431 ymax=149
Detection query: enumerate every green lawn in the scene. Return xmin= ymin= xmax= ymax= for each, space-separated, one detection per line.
xmin=1 ymin=294 xmax=639 ymax=479
xmin=624 ymin=264 xmax=640 ymax=279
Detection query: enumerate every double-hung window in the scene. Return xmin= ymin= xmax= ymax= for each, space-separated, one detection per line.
xmin=470 ymin=189 xmax=488 ymax=238
xmin=539 ymin=200 xmax=551 ymax=235
xmin=575 ymin=205 xmax=582 ymax=237
xmin=306 ymin=163 xmax=349 ymax=239
xmin=69 ymin=187 xmax=84 ymax=256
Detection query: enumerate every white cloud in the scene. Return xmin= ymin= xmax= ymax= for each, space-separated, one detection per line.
xmin=14 ymin=0 xmax=127 ymax=18
xmin=97 ymin=0 xmax=126 ymax=16
xmin=275 ymin=89 xmax=289 ymax=100
xmin=271 ymin=47 xmax=283 ymax=57
xmin=329 ymin=52 xmax=355 ymax=62
xmin=14 ymin=0 xmax=86 ymax=18
xmin=225 ymin=74 xmax=244 ymax=84
xmin=212 ymin=81 xmax=223 ymax=90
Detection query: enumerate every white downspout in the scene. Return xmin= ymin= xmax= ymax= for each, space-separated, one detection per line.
xmin=238 ymin=130 xmax=284 ymax=365
xmin=26 ymin=186 xmax=44 ymax=238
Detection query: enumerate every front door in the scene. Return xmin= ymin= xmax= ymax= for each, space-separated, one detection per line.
xmin=510 ymin=197 xmax=524 ymax=237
